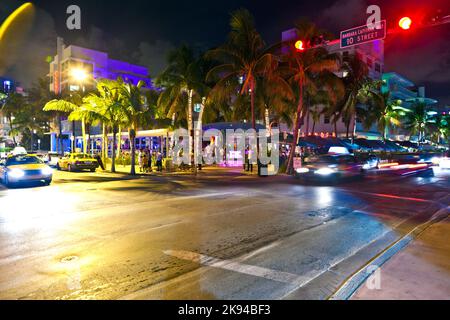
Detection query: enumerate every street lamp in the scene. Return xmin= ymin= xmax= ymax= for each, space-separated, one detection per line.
xmin=70 ymin=68 xmax=88 ymax=82
xmin=399 ymin=17 xmax=412 ymax=30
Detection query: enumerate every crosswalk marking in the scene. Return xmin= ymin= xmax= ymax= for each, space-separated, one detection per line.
xmin=163 ymin=250 xmax=304 ymax=284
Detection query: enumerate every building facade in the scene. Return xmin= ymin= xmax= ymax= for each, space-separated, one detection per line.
xmin=47 ymin=37 xmax=152 ymax=153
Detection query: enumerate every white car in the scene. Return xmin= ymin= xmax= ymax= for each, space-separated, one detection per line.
xmin=440 ymin=158 xmax=450 ymax=169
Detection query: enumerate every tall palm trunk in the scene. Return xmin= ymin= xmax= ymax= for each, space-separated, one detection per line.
xmin=58 ymin=115 xmax=63 ymax=154
xmin=87 ymin=124 xmax=91 ymax=154
xmin=287 ymin=78 xmax=303 ymax=174
xmin=334 ymin=119 xmax=338 ymax=137
xmin=102 ymin=123 xmax=108 ymax=165
xmin=81 ymin=119 xmax=87 ymax=154
xmin=250 ymin=80 xmax=261 ymax=174
xmin=117 ymin=126 xmax=122 ymax=159
xmin=250 ymin=81 xmax=256 ymax=130
xmin=72 ymin=120 xmax=76 ymax=152
xmin=130 ymin=127 xmax=137 ymax=175
xmin=187 ymin=89 xmax=195 ymax=173
xmin=312 ymin=121 xmax=316 ymax=135
xmin=111 ymin=126 xmax=118 ymax=173
xmin=305 ymin=109 xmax=310 ymax=135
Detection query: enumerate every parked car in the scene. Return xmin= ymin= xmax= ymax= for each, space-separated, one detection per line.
xmin=295 ymin=154 xmax=364 ymax=180
xmin=0 ymin=154 xmax=53 ymax=187
xmin=57 ymin=153 xmax=99 ymax=172
xmin=42 ymin=152 xmax=63 ymax=167
xmin=358 ymin=154 xmax=380 ymax=170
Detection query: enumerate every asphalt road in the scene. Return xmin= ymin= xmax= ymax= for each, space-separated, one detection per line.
xmin=0 ymin=167 xmax=449 ymax=300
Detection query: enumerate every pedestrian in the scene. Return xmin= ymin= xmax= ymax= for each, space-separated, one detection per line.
xmin=244 ymin=146 xmax=249 ymax=171
xmin=156 ymin=151 xmax=163 ymax=172
xmin=247 ymin=147 xmax=254 ymax=173
xmin=121 ymin=151 xmax=126 ymax=167
xmin=95 ymin=153 xmax=105 ymax=171
xmin=147 ymin=150 xmax=152 ymax=172
xmin=138 ymin=149 xmax=144 ymax=173
xmin=142 ymin=151 xmax=148 ymax=173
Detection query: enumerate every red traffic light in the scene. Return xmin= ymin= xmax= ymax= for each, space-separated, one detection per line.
xmin=399 ymin=17 xmax=412 ymax=30
xmin=295 ymin=40 xmax=306 ymax=52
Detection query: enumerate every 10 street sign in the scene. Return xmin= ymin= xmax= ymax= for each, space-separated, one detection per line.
xmin=340 ymin=20 xmax=386 ymax=48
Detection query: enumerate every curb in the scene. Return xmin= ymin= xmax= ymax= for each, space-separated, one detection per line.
xmin=328 ymin=206 xmax=450 ymax=300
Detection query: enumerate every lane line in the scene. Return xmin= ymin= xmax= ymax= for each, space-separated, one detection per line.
xmin=163 ymin=250 xmax=304 ymax=284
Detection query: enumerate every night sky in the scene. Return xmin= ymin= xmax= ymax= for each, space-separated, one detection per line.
xmin=1 ymin=0 xmax=449 ymax=106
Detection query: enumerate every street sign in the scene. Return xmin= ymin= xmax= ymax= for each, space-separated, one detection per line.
xmin=340 ymin=20 xmax=386 ymax=49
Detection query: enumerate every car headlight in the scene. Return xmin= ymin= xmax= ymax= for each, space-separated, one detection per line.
xmin=296 ymin=168 xmax=310 ymax=174
xmin=431 ymin=157 xmax=441 ymax=165
xmin=315 ymin=168 xmax=337 ymax=176
xmin=41 ymin=167 xmax=53 ymax=175
xmin=8 ymin=168 xmax=25 ymax=178
xmin=362 ymin=164 xmax=371 ymax=170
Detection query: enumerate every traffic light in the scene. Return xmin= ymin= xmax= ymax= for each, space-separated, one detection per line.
xmin=295 ymin=40 xmax=306 ymax=52
xmin=399 ymin=16 xmax=412 ymax=30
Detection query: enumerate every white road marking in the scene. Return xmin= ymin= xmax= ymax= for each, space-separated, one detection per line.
xmin=163 ymin=250 xmax=303 ymax=284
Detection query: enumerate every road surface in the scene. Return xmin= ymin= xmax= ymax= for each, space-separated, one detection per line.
xmin=0 ymin=167 xmax=449 ymax=300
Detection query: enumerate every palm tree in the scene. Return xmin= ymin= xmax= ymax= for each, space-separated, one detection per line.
xmin=43 ymin=91 xmax=89 ymax=152
xmin=28 ymin=78 xmax=64 ymax=153
xmin=83 ymin=79 xmax=125 ymax=173
xmin=281 ymin=20 xmax=342 ymax=174
xmin=206 ymin=9 xmax=289 ymax=128
xmin=207 ymin=9 xmax=293 ymax=174
xmin=333 ymin=54 xmax=382 ymax=142
xmin=404 ymin=102 xmax=434 ymax=145
xmin=119 ymin=78 xmax=152 ymax=175
xmin=156 ymin=45 xmax=208 ymax=170
xmin=365 ymin=92 xmax=407 ymax=140
xmin=1 ymin=92 xmax=25 ymax=146
xmin=11 ymin=102 xmax=50 ymax=151
xmin=428 ymin=114 xmax=449 ymax=146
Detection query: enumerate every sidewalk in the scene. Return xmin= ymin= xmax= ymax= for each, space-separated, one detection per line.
xmin=352 ymin=215 xmax=450 ymax=300
xmin=102 ymin=164 xmax=261 ymax=177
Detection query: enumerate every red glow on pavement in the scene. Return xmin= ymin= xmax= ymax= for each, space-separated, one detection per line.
xmin=363 ymin=192 xmax=431 ymax=203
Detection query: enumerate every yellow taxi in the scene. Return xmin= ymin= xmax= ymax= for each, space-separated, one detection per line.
xmin=57 ymin=153 xmax=99 ymax=172
xmin=0 ymin=154 xmax=53 ymax=187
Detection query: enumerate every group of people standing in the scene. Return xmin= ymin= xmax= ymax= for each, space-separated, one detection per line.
xmin=138 ymin=149 xmax=163 ymax=173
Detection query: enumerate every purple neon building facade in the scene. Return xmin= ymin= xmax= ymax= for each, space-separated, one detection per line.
xmin=47 ymin=37 xmax=152 ymax=152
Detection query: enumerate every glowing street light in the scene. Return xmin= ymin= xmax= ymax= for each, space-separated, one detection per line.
xmin=399 ymin=17 xmax=412 ymax=30
xmin=295 ymin=40 xmax=306 ymax=52
xmin=70 ymin=68 xmax=88 ymax=82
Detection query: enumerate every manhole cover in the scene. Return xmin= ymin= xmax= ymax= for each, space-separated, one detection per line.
xmin=61 ymin=256 xmax=79 ymax=263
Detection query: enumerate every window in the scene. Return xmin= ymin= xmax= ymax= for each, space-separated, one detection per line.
xmin=3 ymin=80 xmax=11 ymax=92
xmin=342 ymin=51 xmax=349 ymax=62
xmin=324 ymin=115 xmax=330 ymax=124
xmin=375 ymin=63 xmax=381 ymax=73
